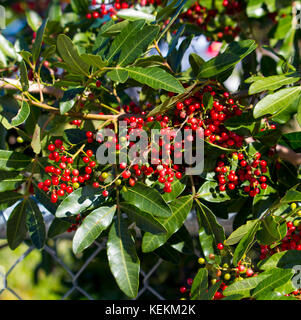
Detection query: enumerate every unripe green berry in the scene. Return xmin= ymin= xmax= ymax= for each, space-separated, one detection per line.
xmin=115 ymin=179 xmax=122 ymax=186
xmin=224 ymin=273 xmax=231 ymax=281
xmin=102 ymin=172 xmax=109 ymax=179
xmin=17 ymin=136 xmax=24 ymax=143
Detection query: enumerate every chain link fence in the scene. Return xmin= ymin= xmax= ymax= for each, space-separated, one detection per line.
xmin=0 ymin=208 xmax=168 ymax=300
xmin=0 ymin=202 xmax=234 ymax=300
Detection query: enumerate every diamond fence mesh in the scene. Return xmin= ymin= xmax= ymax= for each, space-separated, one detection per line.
xmin=0 ymin=205 xmax=234 ymax=300
xmin=0 ymin=209 xmax=167 ymax=300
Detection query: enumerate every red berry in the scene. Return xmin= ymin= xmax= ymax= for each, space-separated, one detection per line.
xmin=217 ymin=243 xmax=224 ymax=250
xmin=86 ymin=131 xmax=93 ymax=138
xmin=179 ymin=286 xmax=187 ymax=294
xmin=48 ymin=144 xmax=55 ymax=152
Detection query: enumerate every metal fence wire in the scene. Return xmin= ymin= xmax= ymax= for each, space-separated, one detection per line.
xmin=0 ymin=203 xmax=234 ymax=300
xmin=0 ymin=209 xmax=167 ymax=300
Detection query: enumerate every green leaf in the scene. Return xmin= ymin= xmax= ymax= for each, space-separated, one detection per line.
xmin=274 ymin=16 xmax=292 ymax=39
xmin=26 ymin=198 xmax=46 ymax=249
xmin=0 ymin=150 xmax=32 ymax=171
xmin=197 ymin=181 xmax=231 ymax=203
xmin=118 ymin=25 xmax=160 ymax=67
xmin=26 ymin=10 xmax=42 ymax=32
xmin=73 ymin=205 xmax=116 ymax=254
xmin=162 ymin=177 xmax=186 ymax=203
xmin=101 ymin=20 xmax=130 ymax=37
xmin=120 ymin=203 xmax=167 ymax=235
xmin=246 ymin=0 xmax=265 ymax=18
xmin=48 ymin=0 xmax=62 ymax=22
xmin=7 ymin=200 xmax=28 ymax=250
xmin=257 ymin=215 xmax=287 ymax=245
xmin=190 ymin=268 xmax=208 ymax=300
xmin=80 ymin=53 xmax=108 ymax=69
xmin=57 ymin=34 xmax=90 ymax=76
xmin=203 ymin=92 xmax=213 ymax=111
xmin=48 ymin=218 xmax=70 ymax=238
xmin=107 ymin=19 xmax=145 ymax=62
xmin=226 ymin=220 xmax=259 ymax=245
xmin=197 ymin=40 xmax=257 ymax=78
xmin=31 ymin=124 xmax=41 ymax=154
xmin=142 ymin=195 xmax=193 ymax=253
xmin=117 ymin=9 xmax=155 ymax=22
xmin=258 ymin=250 xmax=301 ymax=270
xmin=107 ymin=215 xmax=140 ymax=298
xmin=196 ymin=200 xmax=225 ymax=264
xmin=0 ymin=191 xmax=23 ymax=210
xmin=253 ymin=87 xmax=301 ymax=118
xmin=0 ymin=34 xmax=18 ymax=60
xmin=156 ymin=0 xmax=183 ymax=22
xmin=42 ymin=45 xmax=56 ymax=60
xmin=252 ymin=268 xmax=293 ymax=299
xmin=121 ymin=182 xmax=172 ymax=218
xmin=63 ymin=129 xmax=87 ymax=144
xmin=297 ymin=99 xmax=301 ymax=128
xmin=56 ymin=186 xmax=107 ymax=218
xmin=249 ymin=74 xmax=299 ymax=95
xmin=200 ymin=282 xmax=220 ymax=300
xmin=0 ymin=171 xmax=25 ymax=192
xmin=223 ymin=272 xmax=271 ymax=297
xmin=20 ymin=61 xmax=29 ymax=91
xmin=232 ymin=220 xmax=260 ymax=266
xmin=280 ymin=187 xmax=301 ymax=203
xmin=189 ymin=53 xmax=205 ymax=77
xmin=107 ymin=68 xmax=129 ymax=83
xmin=11 ymin=101 xmax=30 ymax=127
xmin=224 ymin=112 xmax=256 ymax=135
xmin=157 ymin=0 xmax=188 ymax=42
xmin=127 ymin=67 xmax=185 ymax=93
xmin=154 ymin=243 xmax=181 ymax=264
xmin=32 ymin=19 xmax=48 ymax=63
xmin=19 ymin=51 xmax=32 ymax=65
xmin=59 ymin=100 xmax=75 ymax=115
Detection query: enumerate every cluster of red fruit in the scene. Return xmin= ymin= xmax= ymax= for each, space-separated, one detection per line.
xmin=175 ymin=87 xmax=244 ymax=148
xmin=85 ymin=0 xmax=124 ymax=20
xmin=37 ymin=139 xmax=99 ymax=203
xmin=214 ymin=151 xmax=269 ymax=197
xmin=222 ymin=0 xmax=243 ymax=15
xmin=11 ymin=0 xmax=50 ymax=14
xmin=67 ymin=214 xmax=84 ymax=233
xmin=108 ymin=102 xmax=185 ymax=194
xmin=69 ymin=85 xmax=245 ymax=195
xmin=180 ymin=1 xmax=241 ymax=42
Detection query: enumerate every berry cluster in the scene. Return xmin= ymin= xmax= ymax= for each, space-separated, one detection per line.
xmin=222 ymin=0 xmax=243 ymax=15
xmin=67 ymin=214 xmax=84 ymax=233
xmin=180 ymin=244 xmax=256 ymax=300
xmin=175 ymin=87 xmax=244 ymax=148
xmin=64 ymin=84 xmax=246 ymax=196
xmin=214 ymin=151 xmax=269 ymax=196
xmin=85 ymin=0 xmax=129 ymax=20
xmin=38 ymin=140 xmax=99 ymax=203
xmin=180 ymin=1 xmax=241 ymax=42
